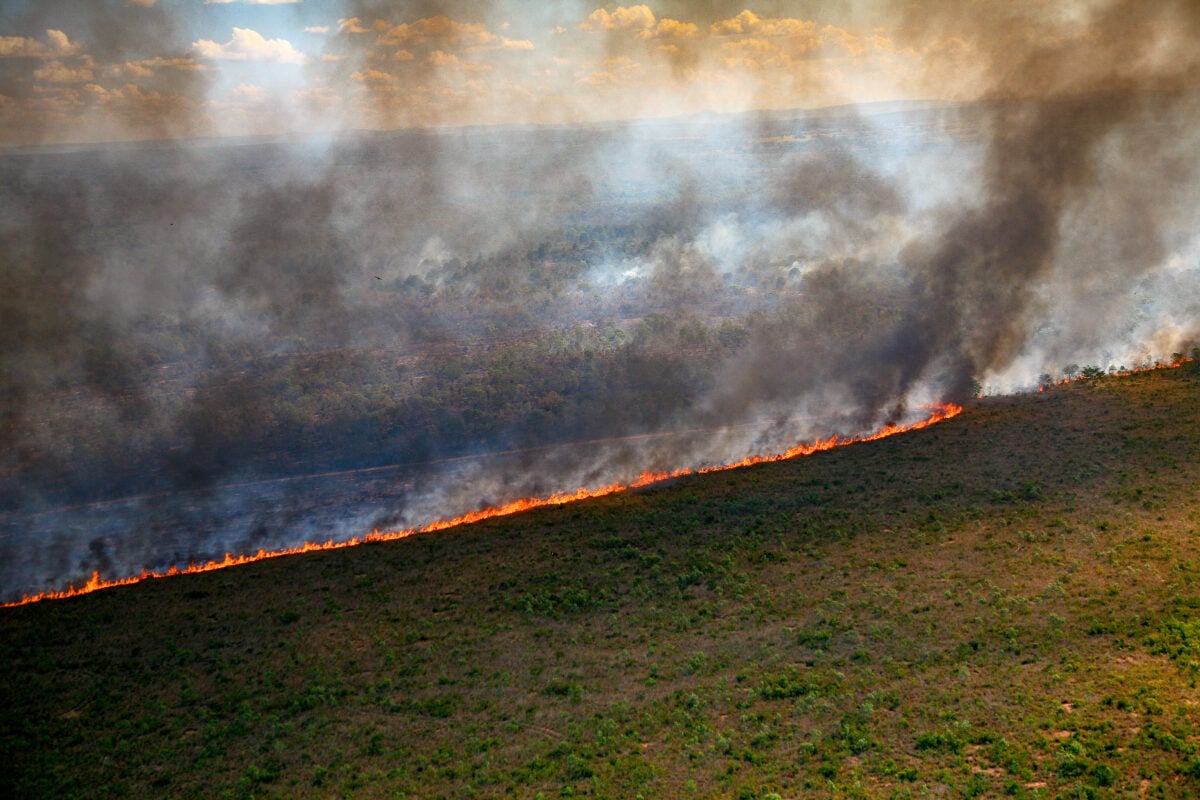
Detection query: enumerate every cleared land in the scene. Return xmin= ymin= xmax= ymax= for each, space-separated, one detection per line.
xmin=3 ymin=367 xmax=1200 ymax=799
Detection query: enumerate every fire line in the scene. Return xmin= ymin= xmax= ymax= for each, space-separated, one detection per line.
xmin=3 ymin=403 xmax=963 ymax=608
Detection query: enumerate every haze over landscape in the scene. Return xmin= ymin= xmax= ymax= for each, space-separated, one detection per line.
xmin=1 ymin=0 xmax=1198 ymax=602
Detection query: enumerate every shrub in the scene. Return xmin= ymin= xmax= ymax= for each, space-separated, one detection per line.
xmin=1090 ymin=763 xmax=1115 ymax=787
xmin=759 ymin=668 xmax=821 ymax=700
xmin=915 ymin=730 xmax=963 ymax=754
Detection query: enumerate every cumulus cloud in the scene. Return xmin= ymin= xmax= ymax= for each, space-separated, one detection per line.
xmin=33 ymin=60 xmax=96 ymax=84
xmin=707 ymin=11 xmax=872 ymax=69
xmin=337 ymin=18 xmax=370 ymax=35
xmin=0 ymin=2 xmax=1151 ymax=150
xmin=580 ymin=5 xmax=656 ymax=33
xmin=117 ymin=57 xmax=203 ymax=79
xmin=0 ymin=30 xmax=82 ymax=59
xmin=376 ymin=16 xmax=497 ymax=49
xmin=353 ymin=67 xmax=397 ymax=85
xmin=45 ymin=30 xmax=85 ymax=56
xmin=498 ymin=38 xmax=534 ymax=51
xmin=711 ymin=10 xmax=815 ymax=38
xmin=11 ymin=0 xmax=1150 ymax=147
xmin=192 ymin=28 xmax=307 ymax=64
xmin=119 ymin=61 xmax=154 ymax=78
xmin=425 ymin=49 xmax=459 ymax=67
xmin=0 ymin=1 xmax=213 ymax=144
xmin=0 ymin=36 xmax=48 ymax=58
xmin=230 ymin=82 xmax=264 ymax=100
xmin=319 ymin=7 xmax=547 ymax=129
xmin=639 ymin=19 xmax=699 ymax=40
xmin=580 ymin=55 xmax=642 ymax=86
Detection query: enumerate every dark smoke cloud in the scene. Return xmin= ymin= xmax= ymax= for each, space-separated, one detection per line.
xmin=906 ymin=0 xmax=1200 ymax=386
xmin=2 ymin=2 xmax=1199 ymax=601
xmin=702 ymin=0 xmax=1200 ymax=423
xmin=215 ymin=181 xmax=352 ymax=341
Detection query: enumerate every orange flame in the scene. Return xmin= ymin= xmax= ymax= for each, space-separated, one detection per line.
xmin=1037 ymin=356 xmax=1194 ymax=391
xmin=2 ymin=403 xmax=962 ymax=608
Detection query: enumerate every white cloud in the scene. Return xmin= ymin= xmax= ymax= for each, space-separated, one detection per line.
xmin=0 ymin=36 xmax=48 ymax=58
xmin=45 ymin=30 xmax=84 ymax=56
xmin=192 ymin=28 xmax=307 ymax=64
xmin=127 ymin=0 xmax=157 ymax=7
xmin=121 ymin=61 xmax=154 ymax=78
xmin=711 ymin=10 xmax=815 ymax=37
xmin=352 ymin=67 xmax=397 ymax=85
xmin=304 ymin=26 xmax=330 ymax=34
xmin=33 ymin=60 xmax=94 ymax=84
xmin=426 ymin=50 xmax=459 ymax=67
xmin=580 ymin=5 xmax=656 ymax=32
xmin=337 ymin=18 xmax=370 ymax=34
xmin=116 ymin=57 xmax=204 ymax=79
xmin=231 ymin=82 xmax=264 ymax=100
xmin=639 ymin=19 xmax=699 ymax=40
xmin=498 ymin=38 xmax=534 ymax=51
xmin=377 ymin=16 xmax=496 ymax=48
xmin=0 ymin=30 xmax=82 ymax=59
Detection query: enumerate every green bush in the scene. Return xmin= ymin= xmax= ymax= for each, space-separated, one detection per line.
xmin=759 ymin=668 xmax=822 ymax=700
xmin=915 ymin=730 xmax=963 ymax=754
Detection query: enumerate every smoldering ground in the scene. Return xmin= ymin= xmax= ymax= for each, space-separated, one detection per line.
xmin=1 ymin=1 xmax=1199 ymax=601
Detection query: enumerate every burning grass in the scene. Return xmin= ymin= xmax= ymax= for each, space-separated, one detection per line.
xmin=2 ymin=367 xmax=1200 ymax=798
xmin=1 ymin=404 xmax=961 ymax=608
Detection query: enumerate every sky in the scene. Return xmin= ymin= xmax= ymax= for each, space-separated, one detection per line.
xmin=4 ymin=0 xmax=1180 ymax=146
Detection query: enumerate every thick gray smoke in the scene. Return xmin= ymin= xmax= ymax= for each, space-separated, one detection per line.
xmin=1 ymin=1 xmax=1198 ymax=601
xmin=899 ymin=0 xmax=1200 ymax=390
xmin=703 ymin=0 xmax=1200 ymax=423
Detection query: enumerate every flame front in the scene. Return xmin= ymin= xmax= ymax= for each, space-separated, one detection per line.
xmin=4 ymin=403 xmax=964 ymax=608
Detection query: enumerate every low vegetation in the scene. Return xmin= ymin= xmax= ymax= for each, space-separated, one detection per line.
xmin=3 ymin=366 xmax=1200 ymax=798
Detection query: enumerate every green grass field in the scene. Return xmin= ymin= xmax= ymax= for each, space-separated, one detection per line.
xmin=3 ymin=367 xmax=1200 ymax=799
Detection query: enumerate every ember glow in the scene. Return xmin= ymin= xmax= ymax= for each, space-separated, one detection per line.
xmin=1036 ymin=357 xmax=1197 ymax=393
xmin=1 ymin=1 xmax=1198 ymax=605
xmin=2 ymin=403 xmax=961 ymax=608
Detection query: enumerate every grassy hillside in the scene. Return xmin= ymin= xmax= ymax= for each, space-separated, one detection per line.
xmin=3 ymin=367 xmax=1200 ymax=799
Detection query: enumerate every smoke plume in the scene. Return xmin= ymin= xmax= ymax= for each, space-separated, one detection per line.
xmin=1 ymin=1 xmax=1198 ymax=601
